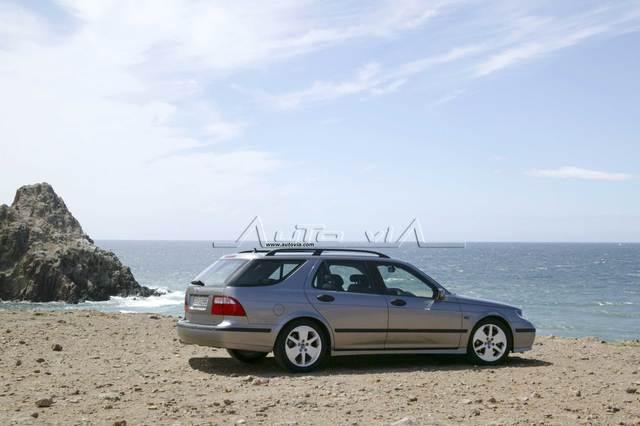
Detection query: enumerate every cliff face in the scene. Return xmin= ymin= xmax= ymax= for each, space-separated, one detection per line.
xmin=0 ymin=183 xmax=158 ymax=303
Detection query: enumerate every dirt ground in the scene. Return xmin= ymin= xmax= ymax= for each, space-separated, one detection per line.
xmin=0 ymin=310 xmax=639 ymax=425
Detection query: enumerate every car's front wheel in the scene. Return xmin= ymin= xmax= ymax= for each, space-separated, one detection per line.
xmin=467 ymin=319 xmax=510 ymax=365
xmin=274 ymin=320 xmax=328 ymax=372
xmin=227 ymin=349 xmax=268 ymax=364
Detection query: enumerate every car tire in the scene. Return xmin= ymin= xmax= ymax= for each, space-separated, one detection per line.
xmin=274 ymin=319 xmax=329 ymax=373
xmin=227 ymin=349 xmax=268 ymax=364
xmin=467 ymin=318 xmax=511 ymax=365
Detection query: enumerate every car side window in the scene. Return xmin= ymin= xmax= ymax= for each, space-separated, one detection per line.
xmin=231 ymin=259 xmax=305 ymax=286
xmin=376 ymin=263 xmax=435 ymax=298
xmin=312 ymin=261 xmax=379 ymax=294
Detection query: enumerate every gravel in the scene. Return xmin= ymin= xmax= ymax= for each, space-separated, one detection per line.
xmin=0 ymin=310 xmax=639 ymax=425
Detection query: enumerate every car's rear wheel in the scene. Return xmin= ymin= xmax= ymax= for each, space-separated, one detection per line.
xmin=274 ymin=320 xmax=328 ymax=372
xmin=467 ymin=318 xmax=510 ymax=365
xmin=227 ymin=349 xmax=268 ymax=364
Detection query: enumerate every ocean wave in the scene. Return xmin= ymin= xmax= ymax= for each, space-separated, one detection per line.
xmin=108 ymin=290 xmax=184 ymax=309
xmin=596 ymin=301 xmax=635 ymax=306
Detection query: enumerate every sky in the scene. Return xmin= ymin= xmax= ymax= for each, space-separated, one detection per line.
xmin=0 ymin=0 xmax=639 ymax=242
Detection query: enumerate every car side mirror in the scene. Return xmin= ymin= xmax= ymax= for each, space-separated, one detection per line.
xmin=435 ymin=288 xmax=446 ymax=301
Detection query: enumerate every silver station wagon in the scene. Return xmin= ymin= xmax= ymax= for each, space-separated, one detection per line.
xmin=177 ymin=248 xmax=536 ymax=372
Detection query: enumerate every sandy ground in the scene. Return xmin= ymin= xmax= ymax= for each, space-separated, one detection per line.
xmin=0 ymin=310 xmax=639 ymax=426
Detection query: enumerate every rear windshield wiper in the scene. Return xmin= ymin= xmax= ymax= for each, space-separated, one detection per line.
xmin=190 ymin=280 xmax=205 ymax=286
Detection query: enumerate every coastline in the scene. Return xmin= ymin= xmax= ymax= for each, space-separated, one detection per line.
xmin=1 ymin=310 xmax=639 ymax=425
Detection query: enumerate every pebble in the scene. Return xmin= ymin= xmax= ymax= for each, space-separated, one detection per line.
xmin=36 ymin=358 xmax=45 ymax=363
xmin=31 ymin=412 xmax=39 ymax=418
xmin=113 ymin=421 xmax=127 ymax=426
xmin=15 ymin=359 xmax=22 ymax=366
xmin=460 ymin=399 xmax=473 ymax=405
xmin=51 ymin=343 xmax=63 ymax=351
xmin=625 ymin=387 xmax=637 ymax=394
xmin=100 ymin=392 xmax=121 ymax=402
xmin=391 ymin=417 xmax=415 ymax=425
xmin=35 ymin=398 xmax=53 ymax=408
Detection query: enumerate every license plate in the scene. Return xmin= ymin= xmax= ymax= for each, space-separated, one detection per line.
xmin=190 ymin=295 xmax=209 ymax=310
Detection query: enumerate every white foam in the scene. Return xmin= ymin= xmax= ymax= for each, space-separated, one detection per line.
xmin=109 ymin=290 xmax=184 ymax=309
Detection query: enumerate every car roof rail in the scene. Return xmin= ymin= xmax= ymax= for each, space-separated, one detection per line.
xmin=238 ymin=248 xmax=271 ymax=254
xmin=264 ymin=248 xmax=389 ymax=258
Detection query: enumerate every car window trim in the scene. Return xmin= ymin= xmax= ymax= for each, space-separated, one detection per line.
xmin=311 ymin=259 xmax=387 ymax=295
xmin=227 ymin=258 xmax=306 ymax=287
xmin=369 ymin=261 xmax=437 ymax=299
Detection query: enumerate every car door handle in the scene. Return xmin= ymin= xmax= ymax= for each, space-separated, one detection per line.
xmin=390 ymin=299 xmax=406 ymax=306
xmin=316 ymin=294 xmax=335 ymax=302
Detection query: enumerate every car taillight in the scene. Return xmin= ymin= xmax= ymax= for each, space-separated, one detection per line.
xmin=211 ymin=296 xmax=246 ymax=316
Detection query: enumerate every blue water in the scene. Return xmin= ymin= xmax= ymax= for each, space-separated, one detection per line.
xmin=2 ymin=242 xmax=639 ymax=341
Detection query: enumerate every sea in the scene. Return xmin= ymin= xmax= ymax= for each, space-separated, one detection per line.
xmin=2 ymin=242 xmax=639 ymax=342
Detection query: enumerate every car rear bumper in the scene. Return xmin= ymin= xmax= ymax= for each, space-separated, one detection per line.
xmin=177 ymin=320 xmax=274 ymax=352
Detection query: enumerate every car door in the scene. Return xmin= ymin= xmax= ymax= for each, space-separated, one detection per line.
xmin=305 ymin=259 xmax=388 ymax=350
xmin=372 ymin=261 xmax=463 ymax=349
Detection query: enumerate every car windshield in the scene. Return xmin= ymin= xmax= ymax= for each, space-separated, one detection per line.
xmin=192 ymin=259 xmax=248 ymax=287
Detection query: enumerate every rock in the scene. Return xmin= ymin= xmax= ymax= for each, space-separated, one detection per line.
xmin=99 ymin=392 xmax=121 ymax=402
xmin=575 ymin=390 xmax=581 ymax=397
xmin=235 ymin=420 xmax=246 ymax=425
xmin=253 ymin=378 xmax=270 ymax=386
xmin=391 ymin=417 xmax=415 ymax=425
xmin=148 ymin=315 xmax=160 ymax=320
xmin=460 ymin=399 xmax=473 ymax=405
xmin=487 ymin=397 xmax=497 ymax=403
xmin=0 ymin=183 xmax=160 ymax=303
xmin=625 ymin=387 xmax=637 ymax=394
xmin=114 ymin=421 xmax=127 ymax=426
xmin=15 ymin=359 xmax=22 ymax=366
xmin=51 ymin=343 xmax=63 ymax=351
xmin=31 ymin=412 xmax=39 ymax=418
xmin=36 ymin=358 xmax=45 ymax=363
xmin=35 ymin=398 xmax=53 ymax=408
xmin=408 ymin=396 xmax=418 ymax=402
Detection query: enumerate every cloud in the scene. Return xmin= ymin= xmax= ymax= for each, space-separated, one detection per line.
xmin=245 ymin=2 xmax=640 ymax=109
xmin=473 ymin=25 xmax=608 ymax=77
xmin=0 ymin=0 xmax=444 ymax=238
xmin=527 ymin=167 xmax=633 ymax=181
xmin=252 ymin=45 xmax=483 ymax=109
xmin=248 ymin=62 xmax=393 ymax=110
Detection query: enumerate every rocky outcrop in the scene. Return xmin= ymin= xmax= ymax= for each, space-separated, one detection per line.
xmin=0 ymin=183 xmax=158 ymax=303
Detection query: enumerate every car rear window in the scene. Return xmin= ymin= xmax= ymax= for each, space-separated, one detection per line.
xmin=230 ymin=259 xmax=305 ymax=287
xmin=192 ymin=259 xmax=248 ymax=287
